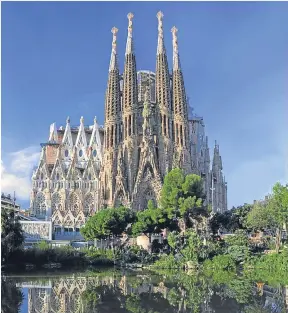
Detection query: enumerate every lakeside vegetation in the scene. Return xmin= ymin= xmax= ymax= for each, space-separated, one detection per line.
xmin=2 ymin=169 xmax=288 ymax=277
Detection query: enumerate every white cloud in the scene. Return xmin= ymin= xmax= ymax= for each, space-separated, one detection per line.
xmin=1 ymin=146 xmax=40 ymax=201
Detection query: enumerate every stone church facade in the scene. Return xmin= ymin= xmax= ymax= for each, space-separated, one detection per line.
xmin=30 ymin=12 xmax=227 ymax=233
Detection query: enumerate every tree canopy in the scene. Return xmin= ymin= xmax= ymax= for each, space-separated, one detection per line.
xmin=81 ymin=206 xmax=135 ymax=241
xmin=160 ymin=168 xmax=207 ymax=228
xmin=1 ymin=210 xmax=24 ymax=264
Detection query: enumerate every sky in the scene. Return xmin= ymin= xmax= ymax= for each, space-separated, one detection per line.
xmin=1 ymin=1 xmax=288 ymax=210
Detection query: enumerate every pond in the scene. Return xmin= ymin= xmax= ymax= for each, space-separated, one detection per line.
xmin=2 ymin=268 xmax=287 ymax=313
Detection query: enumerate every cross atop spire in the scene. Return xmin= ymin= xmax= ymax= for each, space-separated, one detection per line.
xmin=126 ymin=12 xmax=134 ymax=54
xmin=156 ymin=11 xmax=165 ymax=54
xmin=109 ymin=27 xmax=119 ymax=71
xmin=171 ymin=26 xmax=180 ymax=70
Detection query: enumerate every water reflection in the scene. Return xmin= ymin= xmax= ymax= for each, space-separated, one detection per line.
xmin=2 ymin=270 xmax=288 ymax=313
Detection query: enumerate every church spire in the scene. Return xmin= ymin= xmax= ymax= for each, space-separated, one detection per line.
xmin=156 ymin=11 xmax=171 ymax=113
xmin=171 ymin=26 xmax=188 ymax=118
xmin=125 ymin=13 xmax=134 ymax=55
xmin=171 ymin=26 xmax=191 ymax=172
xmin=156 ymin=11 xmax=165 ymax=55
xmin=104 ymin=26 xmax=121 ymax=150
xmin=122 ymin=12 xmax=138 ymax=129
xmin=109 ymin=27 xmax=119 ymax=72
xmin=171 ymin=26 xmax=181 ymax=70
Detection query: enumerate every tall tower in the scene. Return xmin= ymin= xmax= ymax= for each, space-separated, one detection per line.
xmin=155 ymin=11 xmax=173 ymax=177
xmin=121 ymin=13 xmax=139 ymax=199
xmin=171 ymin=26 xmax=191 ymax=173
xmin=100 ymin=27 xmax=122 ymax=207
xmin=210 ymin=141 xmax=227 ymax=212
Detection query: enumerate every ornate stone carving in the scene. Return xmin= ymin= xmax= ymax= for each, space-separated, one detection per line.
xmin=20 ymin=221 xmax=52 ymax=240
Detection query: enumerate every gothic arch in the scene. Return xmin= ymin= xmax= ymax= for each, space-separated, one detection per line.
xmin=142 ymin=162 xmax=154 ymax=179
xmin=114 ymin=189 xmax=126 ymax=207
xmin=84 ymin=193 xmax=94 ymax=216
xmin=135 ymin=184 xmax=157 ymax=211
xmin=51 ymin=192 xmax=64 ymax=216
xmin=69 ymin=192 xmax=81 ymax=217
xmin=64 ymin=212 xmax=74 ymax=227
xmin=34 ymin=192 xmax=47 ymax=216
xmin=75 ymin=213 xmax=85 ymax=228
xmin=52 ymin=211 xmax=62 ymax=226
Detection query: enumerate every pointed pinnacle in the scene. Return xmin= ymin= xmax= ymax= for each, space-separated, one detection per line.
xmin=156 ymin=11 xmax=164 ymax=20
xmin=126 ymin=13 xmax=134 ymax=54
xmin=66 ymin=116 xmax=70 ymax=124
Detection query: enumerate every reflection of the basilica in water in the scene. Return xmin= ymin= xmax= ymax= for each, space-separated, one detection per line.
xmin=18 ymin=275 xmax=169 ymax=313
xmin=14 ymin=273 xmax=288 ymax=313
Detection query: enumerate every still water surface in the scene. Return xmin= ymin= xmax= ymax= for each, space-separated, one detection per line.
xmin=2 ymin=268 xmax=288 ymax=313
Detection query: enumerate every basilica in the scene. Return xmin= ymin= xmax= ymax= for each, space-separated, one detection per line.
xmin=30 ymin=12 xmax=227 ymax=233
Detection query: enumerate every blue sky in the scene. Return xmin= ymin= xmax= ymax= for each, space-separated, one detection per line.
xmin=2 ymin=1 xmax=288 ymax=209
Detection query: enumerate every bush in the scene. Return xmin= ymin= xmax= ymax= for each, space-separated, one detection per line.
xmin=203 ymin=254 xmax=236 ymax=271
xmin=152 ymin=254 xmax=181 ymax=269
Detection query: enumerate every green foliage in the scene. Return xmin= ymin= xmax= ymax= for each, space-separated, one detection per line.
xmin=224 ymin=230 xmax=251 ymax=263
xmin=245 ymin=249 xmax=288 ymax=279
xmin=269 ymin=182 xmax=288 ymax=227
xmin=1 ymin=277 xmax=24 ymax=313
xmin=160 ymin=168 xmax=207 ymax=230
xmin=229 ymin=204 xmax=253 ymax=231
xmin=7 ymin=245 xmax=90 ymax=268
xmin=152 ymin=253 xmax=181 ymax=269
xmin=81 ymin=206 xmax=135 ymax=240
xmin=132 ymin=205 xmax=169 ymax=237
xmin=1 ymin=210 xmax=24 ymax=265
xmin=245 ymin=202 xmax=276 ymax=232
xmin=117 ymin=245 xmax=155 ymax=265
xmin=36 ymin=240 xmax=50 ymax=250
xmin=203 ymin=254 xmax=236 ymax=271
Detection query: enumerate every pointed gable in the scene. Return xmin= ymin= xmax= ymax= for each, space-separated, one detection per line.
xmin=35 ymin=147 xmax=50 ymax=180
xmin=48 ymin=123 xmax=59 ymax=143
xmin=75 ymin=116 xmax=88 ymax=161
xmin=51 ymin=146 xmax=65 ymax=180
xmin=89 ymin=116 xmax=103 ymax=162
xmin=62 ymin=117 xmax=73 ymax=150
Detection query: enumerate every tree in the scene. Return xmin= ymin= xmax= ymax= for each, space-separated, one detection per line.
xmin=1 ymin=209 xmax=24 ymax=265
xmin=81 ymin=206 xmax=135 ymax=241
xmin=225 ymin=230 xmax=251 ymax=263
xmin=244 ymin=183 xmax=288 ymax=253
xmin=132 ymin=201 xmax=172 ymax=240
xmin=229 ymin=204 xmax=252 ymax=231
xmin=266 ymin=183 xmax=288 ymax=253
xmin=160 ymin=168 xmax=207 ymax=230
xmin=210 ymin=211 xmax=232 ymax=234
xmin=1 ymin=277 xmax=24 ymax=313
xmin=245 ymin=202 xmax=275 ymax=232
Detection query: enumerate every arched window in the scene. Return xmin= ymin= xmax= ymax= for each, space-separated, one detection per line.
xmin=84 ymin=193 xmax=94 ymax=216
xmin=34 ymin=193 xmax=46 ymax=216
xmin=51 ymin=193 xmax=63 ymax=215
xmin=69 ymin=193 xmax=80 ymax=217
